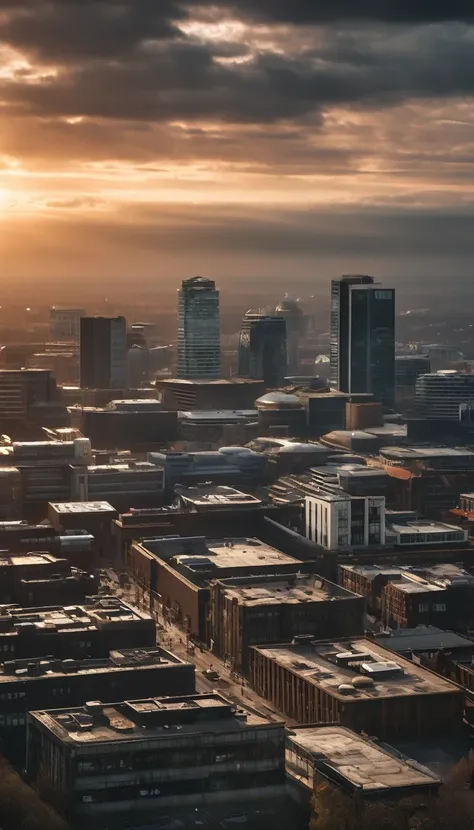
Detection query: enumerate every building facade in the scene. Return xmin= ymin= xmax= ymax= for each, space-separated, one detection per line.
xmin=415 ymin=371 xmax=474 ymax=420
xmin=80 ymin=317 xmax=127 ymax=390
xmin=238 ymin=311 xmax=287 ymax=388
xmin=330 ymin=276 xmax=395 ymax=408
xmin=177 ymin=277 xmax=221 ymax=380
xmin=50 ymin=308 xmax=86 ymax=343
xmin=26 ymin=693 xmax=286 ymax=819
xmin=305 ymin=492 xmax=386 ymax=550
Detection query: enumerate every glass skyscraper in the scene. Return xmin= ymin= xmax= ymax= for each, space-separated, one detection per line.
xmin=238 ymin=311 xmax=287 ymax=388
xmin=330 ymin=275 xmax=395 ymax=408
xmin=177 ymin=277 xmax=221 ymax=380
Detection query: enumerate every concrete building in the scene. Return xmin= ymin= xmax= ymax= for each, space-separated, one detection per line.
xmin=385 ymin=515 xmax=468 ymax=547
xmin=380 ymin=564 xmax=474 ymax=630
xmin=0 ymin=552 xmax=97 ymax=607
xmin=210 ymin=573 xmax=365 ymax=673
xmin=251 ymin=637 xmax=463 ymax=740
xmin=275 ymin=297 xmax=303 ymax=375
xmin=27 ymin=693 xmax=286 ymax=819
xmin=305 ymin=491 xmax=386 ymax=550
xmin=0 ymin=596 xmax=155 ymax=660
xmin=374 ymin=627 xmax=474 ymax=663
xmin=70 ymin=462 xmax=164 ymax=510
xmin=156 ymin=378 xmax=265 ymax=412
xmin=286 ymin=726 xmax=441 ymax=802
xmin=80 ymin=317 xmax=127 ymax=390
xmin=129 ymin=536 xmax=307 ymax=642
xmin=177 ymin=277 xmax=221 ymax=380
xmin=308 ymin=463 xmax=388 ymax=497
xmin=379 ymin=445 xmax=474 ymax=470
xmin=0 ymin=646 xmax=194 ymax=764
xmin=395 ymin=355 xmax=431 ymax=408
xmin=48 ymin=501 xmax=117 ymax=558
xmin=148 ymin=448 xmax=267 ymax=490
xmin=0 ymin=369 xmax=65 ymax=438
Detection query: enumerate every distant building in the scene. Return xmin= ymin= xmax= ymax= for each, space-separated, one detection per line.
xmin=50 ymin=308 xmax=86 ymax=342
xmin=177 ymin=276 xmax=221 ymax=380
xmin=148 ymin=447 xmax=267 ymax=490
xmin=156 ymin=378 xmax=265 ymax=411
xmin=415 ymin=371 xmax=474 ymax=419
xmin=71 ymin=462 xmax=164 ymax=511
xmin=251 ymin=637 xmax=463 ymax=740
xmin=374 ymin=626 xmax=474 ymax=663
xmin=275 ymin=297 xmax=303 ymax=374
xmin=255 ymin=392 xmax=307 ymax=438
xmin=286 ymin=726 xmax=441 ymax=803
xmin=395 ymin=355 xmax=431 ymax=407
xmin=210 ymin=573 xmax=365 ymax=673
xmin=27 ymin=693 xmax=286 ymax=819
xmin=0 ymin=369 xmax=63 ymax=435
xmin=238 ymin=311 xmax=287 ymax=388
xmin=305 ymin=491 xmax=386 ymax=550
xmin=0 ymin=551 xmax=97 ymax=607
xmin=69 ymin=399 xmax=178 ymax=450
xmin=178 ymin=409 xmax=258 ymax=448
xmin=80 ymin=317 xmax=127 ymax=390
xmin=330 ymin=276 xmax=395 ymax=408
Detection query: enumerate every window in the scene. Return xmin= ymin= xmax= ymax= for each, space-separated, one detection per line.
xmin=434 ymin=603 xmax=447 ymax=612
xmin=418 ymin=603 xmax=429 ymax=613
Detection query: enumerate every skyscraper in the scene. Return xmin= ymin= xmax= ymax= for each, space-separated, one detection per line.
xmin=80 ymin=317 xmax=127 ymax=389
xmin=238 ymin=311 xmax=287 ymax=388
xmin=275 ymin=296 xmax=303 ymax=375
xmin=330 ymin=276 xmax=395 ymax=408
xmin=177 ymin=277 xmax=221 ymax=380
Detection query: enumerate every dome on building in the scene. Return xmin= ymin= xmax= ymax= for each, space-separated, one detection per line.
xmin=219 ymin=446 xmax=255 ymax=456
xmin=321 ymin=430 xmax=381 ymax=452
xmin=256 ymin=392 xmax=304 ymax=409
xmin=277 ymin=442 xmax=328 ymax=454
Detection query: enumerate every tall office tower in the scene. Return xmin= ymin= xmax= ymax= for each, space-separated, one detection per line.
xmin=330 ymin=275 xmax=395 ymax=409
xmin=238 ymin=311 xmax=287 ymax=388
xmin=80 ymin=317 xmax=127 ymax=389
xmin=416 ymin=371 xmax=474 ymax=420
xmin=50 ymin=307 xmax=86 ymax=342
xmin=177 ymin=277 xmax=221 ymax=380
xmin=275 ymin=296 xmax=303 ymax=375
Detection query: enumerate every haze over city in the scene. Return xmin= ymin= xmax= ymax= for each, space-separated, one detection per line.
xmin=2 ymin=0 xmax=474 ymax=294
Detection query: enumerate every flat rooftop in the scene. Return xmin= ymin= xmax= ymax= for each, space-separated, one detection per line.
xmin=176 ymin=484 xmax=262 ymax=508
xmin=140 ymin=536 xmax=300 ymax=572
xmin=179 ymin=410 xmax=258 ymax=421
xmin=49 ymin=501 xmax=116 ymax=514
xmin=252 ymin=638 xmax=459 ymax=700
xmin=387 ymin=519 xmax=466 ymax=535
xmin=0 ymin=553 xmax=65 ymax=568
xmin=215 ymin=574 xmax=358 ymax=606
xmin=287 ymin=726 xmax=441 ymax=793
xmin=380 ymin=446 xmax=474 ymax=460
xmin=158 ymin=378 xmax=263 ymax=386
xmin=30 ymin=693 xmax=277 ymax=746
xmin=376 ymin=627 xmax=474 ymax=654
xmin=0 ymin=596 xmax=152 ymax=635
xmin=387 ymin=575 xmax=445 ymax=595
xmin=0 ymin=647 xmax=186 ymax=683
xmin=340 ymin=564 xmax=404 ymax=581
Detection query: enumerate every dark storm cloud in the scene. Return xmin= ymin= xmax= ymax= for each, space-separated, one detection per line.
xmin=206 ymin=0 xmax=474 ymax=24
xmin=4 ymin=25 xmax=474 ymax=124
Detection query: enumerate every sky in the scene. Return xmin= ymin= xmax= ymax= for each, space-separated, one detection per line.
xmin=2 ymin=0 xmax=474 ymax=294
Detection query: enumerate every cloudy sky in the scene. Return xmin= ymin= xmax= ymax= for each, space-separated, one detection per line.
xmin=2 ymin=0 xmax=474 ymax=293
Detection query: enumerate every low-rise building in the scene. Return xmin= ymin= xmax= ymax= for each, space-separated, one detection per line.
xmin=305 ymin=491 xmax=386 ymax=550
xmin=0 ymin=551 xmax=97 ymax=607
xmin=210 ymin=573 xmax=365 ymax=673
xmin=130 ymin=536 xmax=307 ymax=642
xmin=48 ymin=500 xmax=117 ymax=558
xmin=380 ymin=563 xmax=474 ymax=630
xmin=156 ymin=377 xmax=265 ymax=411
xmin=286 ymin=725 xmax=441 ymax=802
xmin=0 ymin=596 xmax=156 ymax=659
xmin=148 ymin=448 xmax=268 ymax=490
xmin=71 ymin=462 xmax=165 ymax=511
xmin=0 ymin=646 xmax=194 ymax=764
xmin=178 ymin=409 xmax=259 ymax=448
xmin=69 ymin=400 xmax=178 ymax=449
xmin=250 ymin=637 xmax=463 ymax=740
xmin=27 ymin=693 xmax=286 ymax=819
xmin=374 ymin=626 xmax=474 ymax=663
xmin=338 ymin=564 xmax=405 ymax=614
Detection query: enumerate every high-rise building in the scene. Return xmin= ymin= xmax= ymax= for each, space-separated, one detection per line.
xmin=330 ymin=276 xmax=395 ymax=408
xmin=238 ymin=311 xmax=287 ymax=388
xmin=275 ymin=297 xmax=303 ymax=374
xmin=80 ymin=317 xmax=127 ymax=389
xmin=50 ymin=307 xmax=86 ymax=342
xmin=177 ymin=277 xmax=220 ymax=380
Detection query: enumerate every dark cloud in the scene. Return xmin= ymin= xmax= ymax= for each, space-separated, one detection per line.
xmin=207 ymin=0 xmax=474 ymax=24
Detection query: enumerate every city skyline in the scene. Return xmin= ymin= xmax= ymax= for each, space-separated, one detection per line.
xmin=2 ymin=2 xmax=474 ymax=286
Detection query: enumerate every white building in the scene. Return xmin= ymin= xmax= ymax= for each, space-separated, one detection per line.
xmin=305 ymin=491 xmax=385 ymax=551
xmin=177 ymin=277 xmax=220 ymax=380
xmin=415 ymin=370 xmax=474 ymax=420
